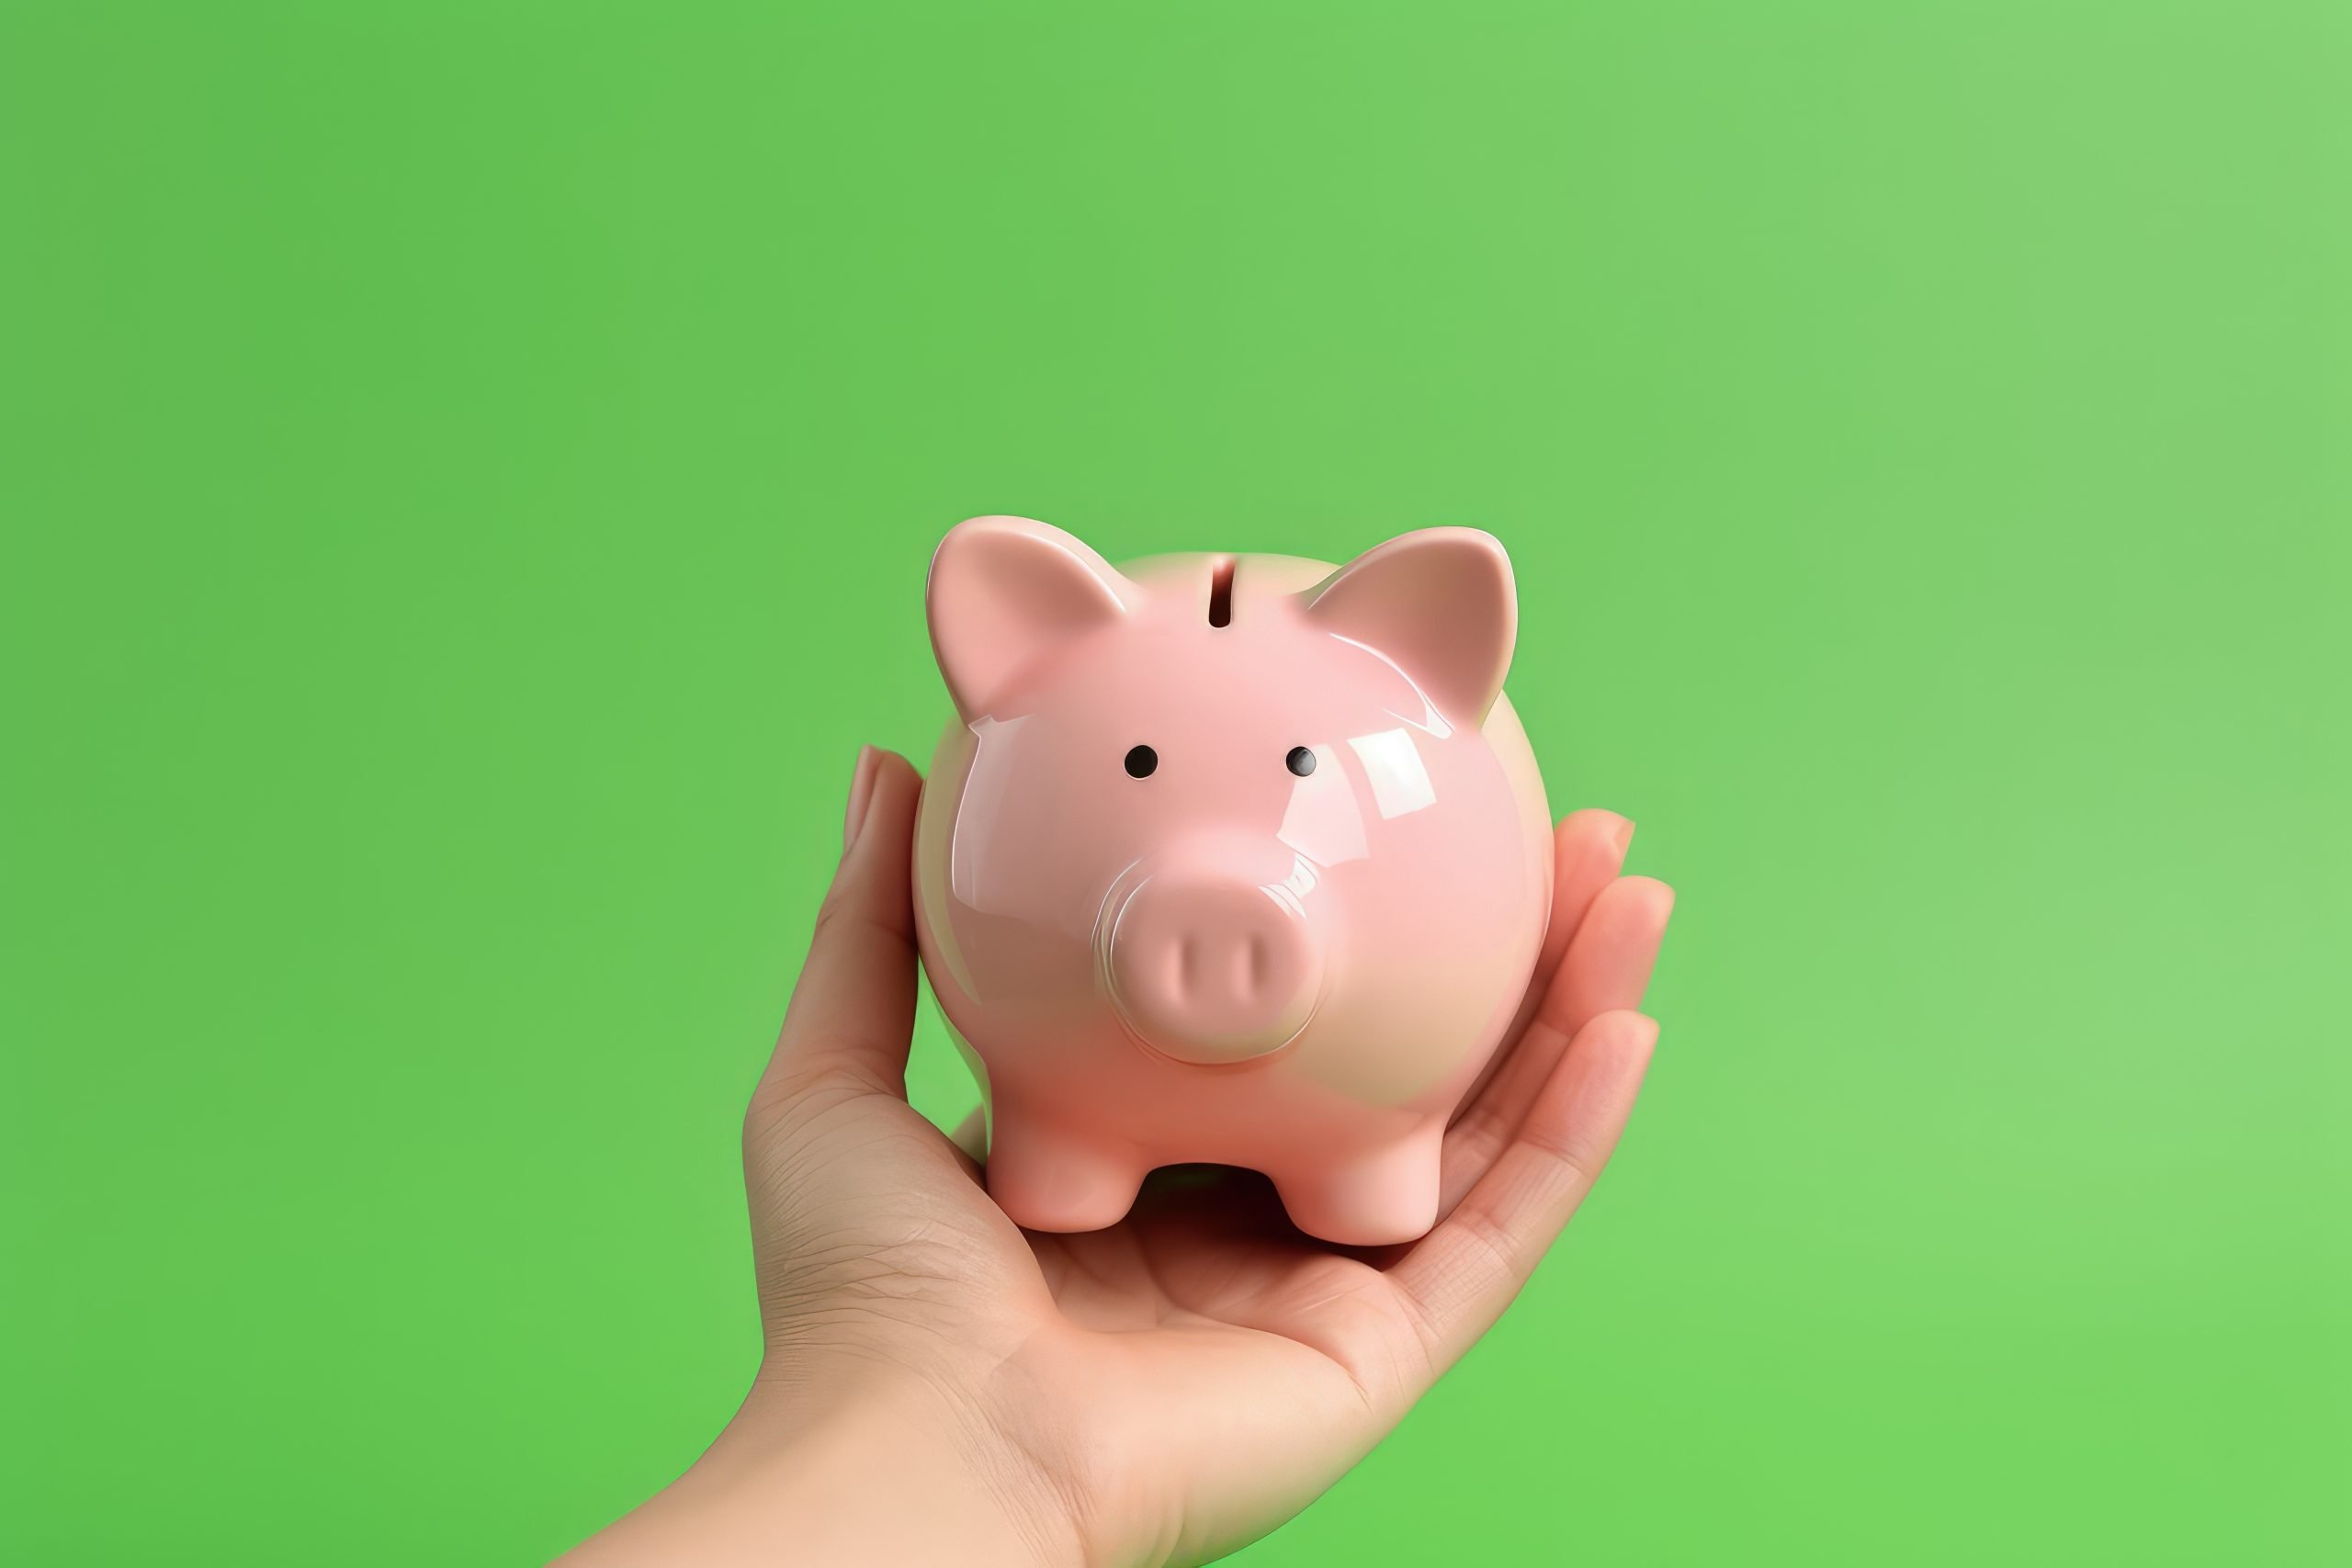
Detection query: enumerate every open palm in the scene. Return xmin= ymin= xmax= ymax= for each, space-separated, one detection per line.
xmin=740 ymin=750 xmax=1672 ymax=1566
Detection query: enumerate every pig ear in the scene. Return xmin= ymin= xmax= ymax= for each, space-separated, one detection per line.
xmin=926 ymin=516 xmax=1141 ymax=718
xmin=1302 ymin=527 xmax=1518 ymax=726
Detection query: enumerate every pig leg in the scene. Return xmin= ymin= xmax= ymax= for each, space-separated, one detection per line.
xmin=983 ymin=1111 xmax=1148 ymax=1233
xmin=1272 ymin=1122 xmax=1445 ymax=1247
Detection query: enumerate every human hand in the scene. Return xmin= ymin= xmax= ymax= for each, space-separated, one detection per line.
xmin=564 ymin=746 xmax=1673 ymax=1566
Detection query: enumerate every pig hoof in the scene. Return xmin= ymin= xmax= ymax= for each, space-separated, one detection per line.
xmin=1274 ymin=1144 xmax=1442 ymax=1247
xmin=986 ymin=1142 xmax=1145 ymax=1233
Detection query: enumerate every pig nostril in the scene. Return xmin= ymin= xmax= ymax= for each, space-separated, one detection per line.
xmin=1244 ymin=933 xmax=1265 ymax=992
xmin=1177 ymin=935 xmax=1194 ymax=994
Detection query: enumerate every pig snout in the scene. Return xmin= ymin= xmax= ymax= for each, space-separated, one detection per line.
xmin=1102 ymin=854 xmax=1324 ymax=1066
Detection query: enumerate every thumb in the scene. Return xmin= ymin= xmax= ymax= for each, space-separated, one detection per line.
xmin=752 ymin=746 xmax=925 ymax=1109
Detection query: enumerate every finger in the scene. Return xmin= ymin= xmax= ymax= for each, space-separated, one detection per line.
xmin=1535 ymin=874 xmax=1674 ymax=1043
xmin=1387 ymin=1009 xmax=1658 ymax=1378
xmin=1438 ymin=876 xmax=1673 ymax=1211
xmin=1464 ymin=813 xmax=1643 ymax=1122
xmin=1499 ymin=811 xmax=1634 ymax=1048
xmin=752 ymin=748 xmax=925 ymax=1108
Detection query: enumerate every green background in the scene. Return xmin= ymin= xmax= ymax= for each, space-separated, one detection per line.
xmin=4 ymin=2 xmax=2346 ymax=1562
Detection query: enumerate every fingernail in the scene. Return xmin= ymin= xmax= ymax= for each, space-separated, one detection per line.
xmin=842 ymin=745 xmax=879 ymax=852
xmin=1611 ymin=816 xmax=1636 ymax=857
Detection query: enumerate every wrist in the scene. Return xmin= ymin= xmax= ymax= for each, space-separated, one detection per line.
xmin=564 ymin=1359 xmax=1086 ymax=1567
xmin=746 ymin=1359 xmax=1087 ymax=1566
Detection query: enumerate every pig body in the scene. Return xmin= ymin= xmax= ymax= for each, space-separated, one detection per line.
xmin=913 ymin=519 xmax=1551 ymax=1245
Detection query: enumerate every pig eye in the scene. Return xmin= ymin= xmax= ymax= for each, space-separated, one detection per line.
xmin=1285 ymin=746 xmax=1317 ymax=777
xmin=1124 ymin=744 xmax=1159 ymax=779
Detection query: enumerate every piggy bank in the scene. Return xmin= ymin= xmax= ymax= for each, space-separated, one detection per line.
xmin=912 ymin=517 xmax=1552 ymax=1245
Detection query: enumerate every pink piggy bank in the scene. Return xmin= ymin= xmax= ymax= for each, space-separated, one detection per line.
xmin=912 ymin=517 xmax=1552 ymax=1245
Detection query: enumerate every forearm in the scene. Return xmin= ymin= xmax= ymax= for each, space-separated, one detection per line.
xmin=560 ymin=1368 xmax=1080 ymax=1567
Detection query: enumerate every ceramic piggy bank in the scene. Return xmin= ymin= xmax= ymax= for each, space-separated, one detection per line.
xmin=912 ymin=517 xmax=1552 ymax=1245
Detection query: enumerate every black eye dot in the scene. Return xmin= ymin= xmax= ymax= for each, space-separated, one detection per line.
xmin=1285 ymin=745 xmax=1317 ymax=777
xmin=1124 ymin=744 xmax=1158 ymax=779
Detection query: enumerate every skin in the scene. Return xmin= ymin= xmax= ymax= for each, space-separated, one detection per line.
xmin=562 ymin=747 xmax=1674 ymax=1567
